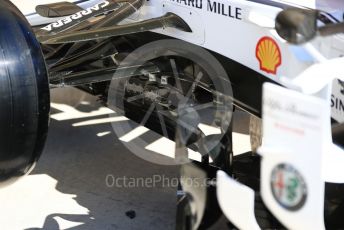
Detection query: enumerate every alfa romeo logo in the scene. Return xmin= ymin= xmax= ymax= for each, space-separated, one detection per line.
xmin=270 ymin=164 xmax=307 ymax=211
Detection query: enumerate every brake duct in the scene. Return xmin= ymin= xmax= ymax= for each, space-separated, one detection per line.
xmin=36 ymin=0 xmax=192 ymax=44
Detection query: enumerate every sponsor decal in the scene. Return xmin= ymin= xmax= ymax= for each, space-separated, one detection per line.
xmin=41 ymin=0 xmax=110 ymax=32
xmin=331 ymin=79 xmax=344 ymax=122
xmin=168 ymin=0 xmax=203 ymax=9
xmin=270 ymin=164 xmax=307 ymax=211
xmin=207 ymin=0 xmax=242 ymax=20
xmin=167 ymin=0 xmax=242 ymax=20
xmin=256 ymin=37 xmax=282 ymax=75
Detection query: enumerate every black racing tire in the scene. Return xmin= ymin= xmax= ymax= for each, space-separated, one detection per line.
xmin=0 ymin=0 xmax=50 ymax=187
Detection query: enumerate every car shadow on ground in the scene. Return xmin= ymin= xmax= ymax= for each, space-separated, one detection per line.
xmin=29 ymin=88 xmax=179 ymax=230
xmin=27 ymin=87 xmax=249 ymax=230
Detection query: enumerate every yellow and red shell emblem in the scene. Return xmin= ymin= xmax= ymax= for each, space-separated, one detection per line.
xmin=256 ymin=37 xmax=282 ymax=75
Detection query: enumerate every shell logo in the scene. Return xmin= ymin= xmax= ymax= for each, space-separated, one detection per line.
xmin=256 ymin=37 xmax=282 ymax=75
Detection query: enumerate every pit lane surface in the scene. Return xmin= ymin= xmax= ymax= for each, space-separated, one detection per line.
xmin=0 ymin=87 xmax=250 ymax=230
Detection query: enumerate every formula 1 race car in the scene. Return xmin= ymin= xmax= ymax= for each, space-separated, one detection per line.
xmin=0 ymin=0 xmax=343 ymax=229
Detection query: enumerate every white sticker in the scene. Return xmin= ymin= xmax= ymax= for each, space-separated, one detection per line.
xmin=331 ymin=79 xmax=344 ymax=123
xmin=41 ymin=0 xmax=111 ymax=32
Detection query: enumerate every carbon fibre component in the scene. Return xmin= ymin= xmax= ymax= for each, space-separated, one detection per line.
xmin=33 ymin=0 xmax=191 ymax=94
xmin=332 ymin=123 xmax=344 ymax=148
xmin=37 ymin=0 xmax=124 ymax=36
xmin=40 ymin=13 xmax=192 ymax=44
xmin=49 ymin=63 xmax=159 ymax=86
xmin=48 ymin=0 xmax=145 ymax=36
xmin=319 ymin=22 xmax=344 ymax=36
xmin=36 ymin=1 xmax=83 ymax=18
xmin=34 ymin=0 xmax=191 ymax=44
xmin=49 ymin=38 xmax=118 ymax=72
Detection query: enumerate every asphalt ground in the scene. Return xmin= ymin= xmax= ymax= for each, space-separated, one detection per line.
xmin=0 ymin=87 xmax=251 ymax=230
